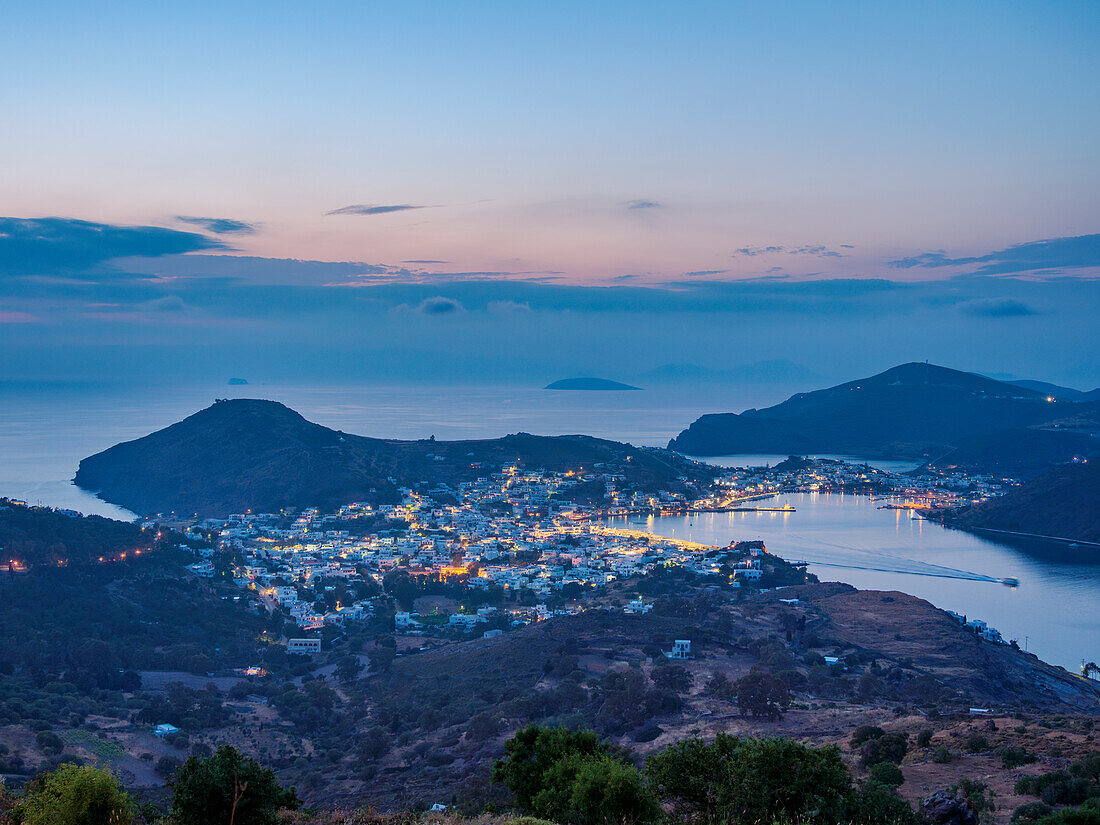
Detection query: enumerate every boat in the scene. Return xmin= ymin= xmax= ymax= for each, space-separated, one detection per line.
xmin=1001 ymin=577 xmax=1019 ymax=588
xmin=731 ymin=504 xmax=796 ymax=513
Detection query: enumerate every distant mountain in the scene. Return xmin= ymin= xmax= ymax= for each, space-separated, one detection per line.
xmin=639 ymin=359 xmax=820 ymax=384
xmin=668 ymin=362 xmax=1097 ymax=460
xmin=75 ymin=399 xmax=709 ymax=517
xmin=1007 ymin=379 xmax=1100 ymax=401
xmin=544 ymin=377 xmax=642 ymax=391
xmin=944 ymin=460 xmax=1100 ymax=543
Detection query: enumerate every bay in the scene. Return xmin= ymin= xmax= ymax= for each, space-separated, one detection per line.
xmin=608 ymin=492 xmax=1100 ymax=672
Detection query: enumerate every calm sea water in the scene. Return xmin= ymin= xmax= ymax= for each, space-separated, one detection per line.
xmin=2 ymin=381 xmax=1097 ymax=672
xmin=608 ymin=492 xmax=1100 ymax=672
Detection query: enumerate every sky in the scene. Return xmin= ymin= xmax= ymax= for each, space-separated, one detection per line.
xmin=2 ymin=1 xmax=1099 ymax=388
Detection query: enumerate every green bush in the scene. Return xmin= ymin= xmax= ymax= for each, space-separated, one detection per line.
xmin=850 ymin=726 xmax=886 ymax=747
xmin=15 ymin=763 xmax=136 ymax=825
xmin=1012 ymin=801 xmax=1054 ymax=822
xmin=645 ymin=733 xmax=870 ymax=825
xmin=932 ymin=745 xmax=956 ymax=764
xmin=869 ymin=761 xmax=905 ymax=787
xmin=860 ymin=732 xmax=908 ymax=767
xmin=966 ymin=733 xmax=990 ymax=753
xmin=1001 ymin=745 xmax=1038 ymax=769
xmin=493 ymin=726 xmax=657 ymax=825
xmin=167 ymin=745 xmax=300 ymax=825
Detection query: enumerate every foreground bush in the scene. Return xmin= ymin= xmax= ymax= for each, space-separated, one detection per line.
xmin=11 ymin=763 xmax=135 ymax=825
xmin=495 ymin=726 xmax=918 ymax=825
xmin=166 ymin=745 xmax=299 ymax=825
xmin=492 ymin=726 xmax=657 ymax=825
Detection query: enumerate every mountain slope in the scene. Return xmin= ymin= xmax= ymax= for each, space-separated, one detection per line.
xmin=1007 ymin=379 xmax=1100 ymax=402
xmin=75 ymin=399 xmax=710 ymax=517
xmin=945 ymin=460 xmax=1100 ymax=543
xmin=921 ymin=428 xmax=1098 ymax=479
xmin=668 ymin=362 xmax=1092 ymax=459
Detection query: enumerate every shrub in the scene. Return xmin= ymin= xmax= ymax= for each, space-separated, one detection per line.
xmin=35 ymin=729 xmax=64 ymax=755
xmin=860 ymin=732 xmax=908 ymax=767
xmin=167 ymin=745 xmax=300 ymax=825
xmin=645 ymin=733 xmax=861 ymax=825
xmin=966 ymin=733 xmax=990 ymax=753
xmin=950 ymin=778 xmax=995 ymax=823
xmin=869 ymin=761 xmax=905 ymax=787
xmin=850 ymin=726 xmax=886 ymax=747
xmin=15 ymin=763 xmax=136 ymax=825
xmin=932 ymin=746 xmax=956 ymax=764
xmin=735 ymin=672 xmax=791 ymax=720
xmin=1011 ymin=801 xmax=1054 ymax=822
xmin=494 ymin=726 xmax=657 ymax=825
xmin=1001 ymin=746 xmax=1038 ymax=769
xmin=917 ymin=729 xmax=933 ymax=748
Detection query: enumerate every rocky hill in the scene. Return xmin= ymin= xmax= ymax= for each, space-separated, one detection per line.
xmin=668 ymin=362 xmax=1097 ymax=461
xmin=74 ymin=399 xmax=710 ymax=517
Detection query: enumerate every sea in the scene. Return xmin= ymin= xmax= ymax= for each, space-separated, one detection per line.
xmin=1 ymin=379 xmax=1097 ymax=672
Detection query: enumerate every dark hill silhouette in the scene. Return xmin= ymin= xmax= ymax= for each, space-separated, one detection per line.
xmin=75 ymin=399 xmax=709 ymax=517
xmin=922 ymin=428 xmax=1098 ymax=479
xmin=668 ymin=362 xmax=1095 ymax=459
xmin=544 ymin=377 xmax=642 ymax=390
xmin=944 ymin=460 xmax=1100 ymax=543
xmin=1007 ymin=379 xmax=1100 ymax=401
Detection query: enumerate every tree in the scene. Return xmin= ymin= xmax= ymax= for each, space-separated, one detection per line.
xmin=493 ymin=726 xmax=614 ymax=814
xmin=860 ymin=731 xmax=908 ymax=767
xmin=494 ymin=727 xmax=657 ymax=825
xmin=548 ymin=753 xmax=660 ymax=825
xmin=15 ymin=763 xmax=136 ymax=825
xmin=735 ymin=671 xmax=791 ymax=720
xmin=644 ymin=734 xmax=743 ymax=825
xmin=645 ymin=734 xmax=862 ymax=825
xmin=950 ymin=778 xmax=996 ymax=824
xmin=167 ymin=745 xmax=299 ymax=825
xmin=869 ymin=761 xmax=905 ymax=787
xmin=334 ymin=655 xmax=362 ymax=682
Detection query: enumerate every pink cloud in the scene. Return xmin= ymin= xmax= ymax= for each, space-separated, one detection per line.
xmin=0 ymin=311 xmax=38 ymax=323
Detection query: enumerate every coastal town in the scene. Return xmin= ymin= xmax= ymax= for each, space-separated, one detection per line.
xmin=175 ymin=456 xmax=1019 ymax=649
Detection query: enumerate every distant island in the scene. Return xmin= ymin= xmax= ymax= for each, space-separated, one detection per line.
xmin=668 ymin=362 xmax=1100 ymax=470
xmin=227 ymin=377 xmax=249 ymax=385
xmin=74 ymin=399 xmax=709 ymax=517
xmin=544 ymin=377 xmax=642 ymax=391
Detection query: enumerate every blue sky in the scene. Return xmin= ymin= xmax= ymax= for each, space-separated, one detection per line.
xmin=2 ymin=2 xmax=1098 ymax=386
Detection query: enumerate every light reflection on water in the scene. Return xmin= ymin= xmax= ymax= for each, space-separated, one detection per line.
xmin=609 ymin=491 xmax=1100 ymax=673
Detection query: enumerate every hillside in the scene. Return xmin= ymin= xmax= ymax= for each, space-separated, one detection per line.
xmin=668 ymin=362 xmax=1097 ymax=460
xmin=921 ymin=428 xmax=1098 ymax=479
xmin=943 ymin=460 xmax=1100 ymax=543
xmin=75 ymin=399 xmax=710 ymax=517
xmin=0 ymin=501 xmax=265 ymax=720
xmin=1008 ymin=379 xmax=1100 ymax=402
xmin=0 ymin=497 xmax=151 ymax=568
xmin=328 ymin=581 xmax=1100 ymax=809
